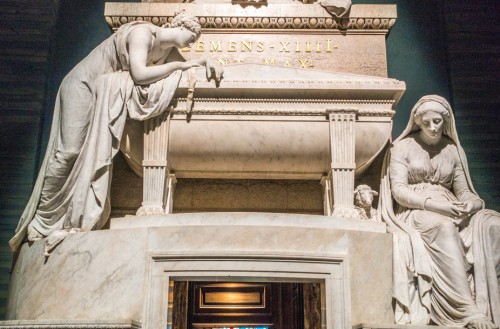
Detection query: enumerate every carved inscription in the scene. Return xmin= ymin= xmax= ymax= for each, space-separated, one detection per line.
xmin=181 ymin=37 xmax=340 ymax=69
xmin=104 ymin=4 xmax=397 ymax=76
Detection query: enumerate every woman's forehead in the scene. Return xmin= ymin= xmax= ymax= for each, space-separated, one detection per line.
xmin=421 ymin=110 xmax=443 ymax=118
xmin=418 ymin=101 xmax=447 ymax=113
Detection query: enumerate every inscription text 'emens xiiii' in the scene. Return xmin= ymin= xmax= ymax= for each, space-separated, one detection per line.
xmin=104 ymin=4 xmax=397 ymax=77
xmin=181 ymin=38 xmax=339 ymax=69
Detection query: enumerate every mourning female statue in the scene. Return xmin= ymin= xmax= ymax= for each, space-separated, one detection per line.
xmin=380 ymin=95 xmax=500 ymax=328
xmin=9 ymin=11 xmax=223 ymax=252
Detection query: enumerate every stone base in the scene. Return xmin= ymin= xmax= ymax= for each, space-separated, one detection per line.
xmin=0 ymin=320 xmax=141 ymax=328
xmin=354 ymin=324 xmax=463 ymax=329
xmin=6 ymin=213 xmax=393 ymax=328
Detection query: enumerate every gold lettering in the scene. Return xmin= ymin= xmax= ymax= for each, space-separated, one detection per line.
xmin=210 ymin=41 xmax=223 ymax=52
xmin=180 ymin=47 xmax=191 ymax=53
xmin=279 ymin=42 xmax=290 ymax=52
xmin=326 ymin=39 xmax=332 ymax=53
xmin=305 ymin=42 xmax=311 ymax=53
xmin=241 ymin=41 xmax=253 ymax=52
xmin=234 ymin=58 xmax=244 ymax=64
xmin=285 ymin=60 xmax=292 ymax=67
xmin=264 ymin=59 xmax=276 ymax=65
xmin=299 ymin=59 xmax=312 ymax=69
xmin=228 ymin=42 xmax=237 ymax=52
xmin=193 ymin=39 xmax=338 ymax=56
xmin=217 ymin=58 xmax=231 ymax=65
xmin=195 ymin=41 xmax=205 ymax=52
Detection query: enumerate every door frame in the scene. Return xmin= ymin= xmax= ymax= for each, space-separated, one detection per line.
xmin=142 ymin=253 xmax=350 ymax=329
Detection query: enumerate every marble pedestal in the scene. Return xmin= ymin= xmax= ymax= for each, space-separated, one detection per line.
xmin=4 ymin=213 xmax=393 ymax=329
xmin=354 ymin=325 xmax=462 ymax=329
xmin=0 ymin=320 xmax=141 ymax=329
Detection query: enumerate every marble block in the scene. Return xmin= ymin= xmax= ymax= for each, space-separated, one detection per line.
xmin=353 ymin=325 xmax=462 ymax=329
xmin=110 ymin=212 xmax=387 ymax=233
xmin=6 ymin=213 xmax=393 ymax=328
xmin=0 ymin=320 xmax=142 ymax=329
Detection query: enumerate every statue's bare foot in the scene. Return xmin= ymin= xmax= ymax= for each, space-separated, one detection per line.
xmin=467 ymin=318 xmax=498 ymax=329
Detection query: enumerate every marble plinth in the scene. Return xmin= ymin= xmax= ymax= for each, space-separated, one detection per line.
xmin=110 ymin=211 xmax=387 ymax=233
xmin=354 ymin=324 xmax=462 ymax=329
xmin=0 ymin=320 xmax=141 ymax=329
xmin=6 ymin=213 xmax=393 ymax=328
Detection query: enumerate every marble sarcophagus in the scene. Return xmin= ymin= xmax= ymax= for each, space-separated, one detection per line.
xmin=120 ymin=64 xmax=405 ymax=217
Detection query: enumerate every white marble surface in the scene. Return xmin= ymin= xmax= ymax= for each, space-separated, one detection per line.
xmin=7 ymin=229 xmax=148 ymax=322
xmin=121 ymin=64 xmax=404 ymax=180
xmin=105 ymin=3 xmax=397 ymax=77
xmin=110 ymin=212 xmax=387 ymax=233
xmin=0 ymin=320 xmax=141 ymax=329
xmin=7 ymin=213 xmax=392 ymax=327
xmin=354 ymin=325 xmax=462 ymax=329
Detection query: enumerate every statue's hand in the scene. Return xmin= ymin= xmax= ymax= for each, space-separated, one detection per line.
xmin=205 ymin=58 xmax=223 ymax=82
xmin=457 ymin=200 xmax=482 ymax=218
xmin=425 ymin=199 xmax=464 ymax=219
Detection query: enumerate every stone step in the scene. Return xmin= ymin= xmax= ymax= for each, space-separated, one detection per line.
xmin=0 ymin=320 xmax=142 ymax=329
xmin=354 ymin=324 xmax=462 ymax=329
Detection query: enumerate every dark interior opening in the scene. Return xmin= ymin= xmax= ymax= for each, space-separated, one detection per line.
xmin=170 ymin=281 xmax=322 ymax=329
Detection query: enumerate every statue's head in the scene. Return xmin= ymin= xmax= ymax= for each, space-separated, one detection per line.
xmin=167 ymin=10 xmax=201 ymax=36
xmin=354 ymin=184 xmax=378 ymax=208
xmin=413 ymin=100 xmax=451 ymax=142
xmin=413 ymin=100 xmax=451 ymax=126
xmin=398 ymin=95 xmax=458 ymax=144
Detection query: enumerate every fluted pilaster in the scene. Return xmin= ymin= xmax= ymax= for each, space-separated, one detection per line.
xmin=327 ymin=109 xmax=358 ymax=218
xmin=137 ymin=114 xmax=172 ymax=216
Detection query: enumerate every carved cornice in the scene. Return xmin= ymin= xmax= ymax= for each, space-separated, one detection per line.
xmin=174 ymin=97 xmax=396 ymax=105
xmin=105 ymin=15 xmax=396 ymax=32
xmin=105 ymin=3 xmax=397 ymax=32
xmin=173 ymin=107 xmax=328 ymax=116
xmin=200 ymin=79 xmax=404 ymax=86
xmin=353 ymin=109 xmax=395 ymax=117
xmin=172 ymin=109 xmax=395 ymax=116
xmin=326 ymin=108 xmax=358 ymax=114
xmin=170 ymin=98 xmax=396 ymax=117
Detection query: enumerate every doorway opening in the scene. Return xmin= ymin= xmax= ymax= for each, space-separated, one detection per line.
xmin=168 ymin=280 xmax=324 ymax=329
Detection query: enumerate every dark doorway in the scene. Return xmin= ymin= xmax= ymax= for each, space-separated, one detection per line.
xmin=171 ymin=281 xmax=322 ymax=329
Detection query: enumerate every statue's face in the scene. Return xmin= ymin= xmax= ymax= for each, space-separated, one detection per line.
xmin=360 ymin=190 xmax=374 ymax=205
xmin=172 ymin=27 xmax=199 ymax=48
xmin=418 ymin=110 xmax=444 ymax=142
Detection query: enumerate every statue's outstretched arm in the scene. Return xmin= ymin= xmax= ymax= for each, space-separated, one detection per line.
xmin=169 ymin=48 xmax=223 ymax=82
xmin=127 ymin=27 xmax=202 ymax=85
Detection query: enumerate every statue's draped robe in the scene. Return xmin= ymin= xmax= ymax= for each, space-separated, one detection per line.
xmin=10 ymin=22 xmax=182 ymax=251
xmin=379 ymin=95 xmax=500 ymax=326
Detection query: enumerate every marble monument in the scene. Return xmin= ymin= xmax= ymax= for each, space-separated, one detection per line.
xmin=3 ymin=1 xmax=498 ymax=329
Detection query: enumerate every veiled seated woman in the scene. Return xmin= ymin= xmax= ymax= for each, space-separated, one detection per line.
xmin=379 ymin=95 xmax=500 ymax=328
xmin=9 ymin=11 xmax=222 ymax=252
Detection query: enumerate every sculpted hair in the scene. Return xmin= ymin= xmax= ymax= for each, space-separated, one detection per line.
xmin=168 ymin=10 xmax=201 ymax=35
xmin=354 ymin=184 xmax=377 ymax=207
xmin=413 ymin=100 xmax=451 ymax=125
